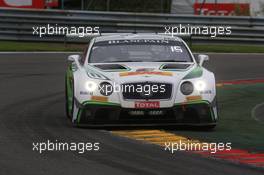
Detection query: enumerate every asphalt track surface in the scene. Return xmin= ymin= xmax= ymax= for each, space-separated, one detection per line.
xmin=0 ymin=52 xmax=263 ymax=175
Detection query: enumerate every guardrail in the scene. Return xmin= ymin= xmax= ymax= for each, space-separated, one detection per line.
xmin=0 ymin=8 xmax=264 ymax=44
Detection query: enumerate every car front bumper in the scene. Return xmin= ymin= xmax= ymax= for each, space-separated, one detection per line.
xmin=75 ymin=100 xmax=217 ymax=126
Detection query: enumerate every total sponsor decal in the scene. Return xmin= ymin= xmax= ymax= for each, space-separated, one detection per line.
xmin=120 ymin=71 xmax=173 ymax=77
xmin=135 ymin=101 xmax=160 ymax=109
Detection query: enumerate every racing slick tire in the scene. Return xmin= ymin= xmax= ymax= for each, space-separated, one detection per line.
xmin=65 ymin=76 xmax=74 ymax=120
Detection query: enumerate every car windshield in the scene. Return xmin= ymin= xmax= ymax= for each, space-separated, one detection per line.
xmin=88 ymin=39 xmax=193 ymax=63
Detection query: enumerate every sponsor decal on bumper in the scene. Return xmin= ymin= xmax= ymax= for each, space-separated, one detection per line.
xmin=135 ymin=101 xmax=160 ymax=108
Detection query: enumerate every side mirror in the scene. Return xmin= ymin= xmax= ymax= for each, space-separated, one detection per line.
xmin=198 ymin=54 xmax=209 ymax=66
xmin=68 ymin=54 xmax=81 ymax=69
xmin=68 ymin=54 xmax=81 ymax=62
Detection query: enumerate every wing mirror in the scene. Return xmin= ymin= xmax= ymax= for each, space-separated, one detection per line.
xmin=68 ymin=54 xmax=81 ymax=62
xmin=68 ymin=54 xmax=81 ymax=69
xmin=198 ymin=54 xmax=209 ymax=66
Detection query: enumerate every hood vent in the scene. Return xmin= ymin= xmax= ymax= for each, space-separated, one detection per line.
xmin=93 ymin=64 xmax=128 ymax=71
xmin=161 ymin=64 xmax=190 ymax=70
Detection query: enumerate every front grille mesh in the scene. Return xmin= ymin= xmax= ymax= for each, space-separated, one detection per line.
xmin=122 ymin=82 xmax=172 ymax=100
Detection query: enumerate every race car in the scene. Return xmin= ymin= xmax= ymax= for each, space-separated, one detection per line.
xmin=65 ymin=33 xmax=218 ymax=128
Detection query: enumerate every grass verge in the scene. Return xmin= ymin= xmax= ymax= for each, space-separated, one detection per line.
xmin=175 ymin=83 xmax=264 ymax=152
xmin=0 ymin=41 xmax=264 ymax=53
xmin=0 ymin=41 xmax=84 ymax=52
xmin=191 ymin=44 xmax=264 ymax=53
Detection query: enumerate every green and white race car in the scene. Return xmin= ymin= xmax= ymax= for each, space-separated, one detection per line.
xmin=65 ymin=33 xmax=218 ymax=128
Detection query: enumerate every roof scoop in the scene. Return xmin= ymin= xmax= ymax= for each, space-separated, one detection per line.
xmin=93 ymin=64 xmax=129 ymax=71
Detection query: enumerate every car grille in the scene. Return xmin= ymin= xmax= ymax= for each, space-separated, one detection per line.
xmin=122 ymin=82 xmax=172 ymax=100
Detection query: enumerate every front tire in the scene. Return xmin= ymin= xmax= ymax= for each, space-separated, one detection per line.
xmin=65 ymin=76 xmax=74 ymax=120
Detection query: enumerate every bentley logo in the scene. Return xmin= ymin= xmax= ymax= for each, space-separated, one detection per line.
xmin=139 ymin=90 xmax=153 ymax=99
xmin=140 ymin=92 xmax=153 ymax=98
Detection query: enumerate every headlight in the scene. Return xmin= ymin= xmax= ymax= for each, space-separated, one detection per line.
xmin=181 ymin=81 xmax=194 ymax=95
xmin=194 ymin=80 xmax=206 ymax=91
xmin=85 ymin=81 xmax=97 ymax=92
xmin=99 ymin=82 xmax=113 ymax=96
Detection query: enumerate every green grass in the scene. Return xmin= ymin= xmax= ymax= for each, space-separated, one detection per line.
xmin=0 ymin=41 xmax=84 ymax=52
xmin=191 ymin=44 xmax=264 ymax=53
xmin=174 ymin=83 xmax=264 ymax=152
xmin=0 ymin=41 xmax=264 ymax=53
